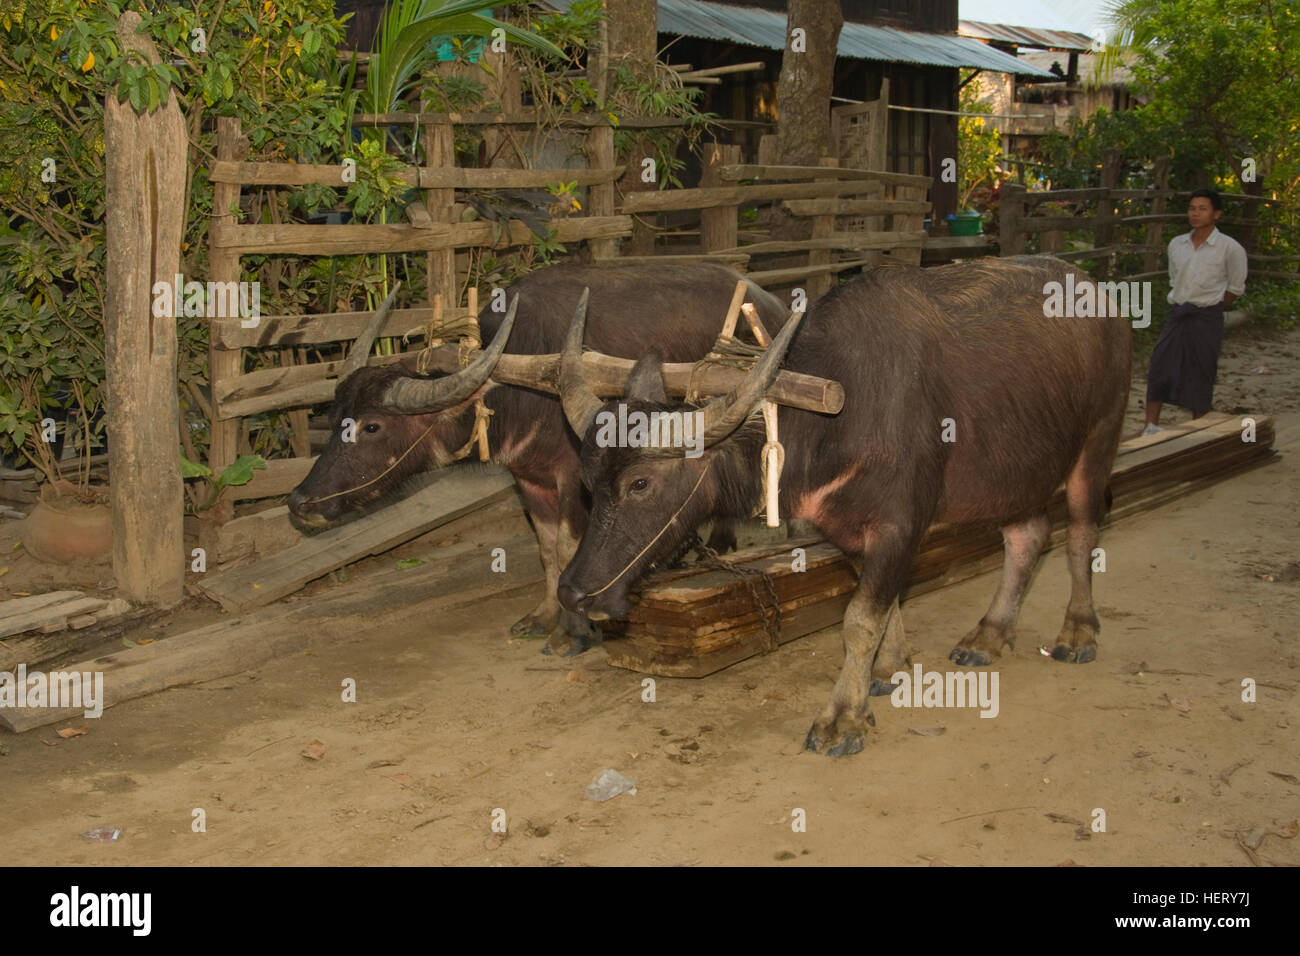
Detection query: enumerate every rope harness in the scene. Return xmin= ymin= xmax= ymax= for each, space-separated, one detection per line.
xmin=299 ymin=293 xmax=493 ymax=508
xmin=583 ymin=459 xmax=713 ymax=599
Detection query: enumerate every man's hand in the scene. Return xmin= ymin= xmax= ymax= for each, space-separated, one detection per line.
xmin=1223 ymin=292 xmax=1238 ymax=308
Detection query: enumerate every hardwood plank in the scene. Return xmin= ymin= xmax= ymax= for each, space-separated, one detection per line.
xmin=719 ymin=164 xmax=932 ymax=188
xmin=0 ymin=531 xmax=544 ymax=731
xmin=195 ymin=469 xmax=516 ymax=612
xmin=210 ymin=216 xmax=632 ymax=255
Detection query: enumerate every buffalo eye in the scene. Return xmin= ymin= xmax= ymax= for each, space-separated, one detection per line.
xmin=629 ymin=477 xmax=649 ymax=494
xmin=364 ymin=422 xmax=380 ymax=434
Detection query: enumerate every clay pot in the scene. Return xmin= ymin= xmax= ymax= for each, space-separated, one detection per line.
xmin=21 ymin=488 xmax=113 ymax=564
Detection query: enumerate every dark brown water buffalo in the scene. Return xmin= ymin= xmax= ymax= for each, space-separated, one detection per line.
xmin=287 ymin=263 xmax=788 ymax=653
xmin=555 ymin=256 xmax=1132 ymax=754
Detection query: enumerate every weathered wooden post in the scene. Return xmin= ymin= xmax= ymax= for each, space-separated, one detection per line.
xmin=207 ymin=116 xmax=247 ymax=535
xmin=1144 ymin=156 xmax=1171 ymax=275
xmin=103 ymin=11 xmax=184 ymax=606
xmin=699 ymin=143 xmax=740 ymax=259
xmin=805 ymin=157 xmax=839 ymax=296
xmin=1097 ymin=147 xmax=1122 ymax=276
xmin=999 ymin=183 xmax=1026 ymax=256
xmin=423 ymin=121 xmax=457 ymax=304
xmin=585 ymin=124 xmax=618 ymax=261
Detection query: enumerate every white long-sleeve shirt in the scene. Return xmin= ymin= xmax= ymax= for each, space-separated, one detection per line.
xmin=1167 ymin=227 xmax=1248 ymax=306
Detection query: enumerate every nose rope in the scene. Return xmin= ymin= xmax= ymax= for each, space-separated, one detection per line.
xmin=585 ymin=459 xmax=713 ymax=599
xmin=301 ymin=416 xmax=445 ymax=506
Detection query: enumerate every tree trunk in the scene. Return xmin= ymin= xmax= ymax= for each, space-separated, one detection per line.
xmin=775 ymin=0 xmax=844 ymax=167
xmin=604 ymin=0 xmax=659 ymax=255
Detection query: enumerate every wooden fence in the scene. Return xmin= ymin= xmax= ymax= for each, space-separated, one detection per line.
xmin=204 ymin=112 xmax=930 ymax=522
xmin=998 ymin=158 xmax=1300 ymax=282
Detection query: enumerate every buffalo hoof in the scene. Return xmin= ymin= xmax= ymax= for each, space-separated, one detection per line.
xmin=541 ymin=611 xmax=601 ymax=657
xmin=869 ymin=677 xmax=900 ymax=697
xmin=948 ymin=647 xmax=993 ymax=667
xmin=1050 ymin=619 xmax=1099 ymax=663
xmin=803 ymin=712 xmax=871 ymax=757
xmin=1049 ymin=641 xmax=1097 ymax=663
xmin=510 ymin=611 xmax=556 ymax=639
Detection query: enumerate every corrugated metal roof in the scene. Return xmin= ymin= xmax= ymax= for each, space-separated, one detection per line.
xmin=958 ymin=20 xmax=1095 ymax=53
xmin=544 ymin=1 xmax=1055 ymax=77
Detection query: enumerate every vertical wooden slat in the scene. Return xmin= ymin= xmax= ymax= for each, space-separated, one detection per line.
xmin=999 ymin=183 xmax=1027 ymax=256
xmin=424 ymin=122 xmax=456 ymax=305
xmin=699 ymin=143 xmax=740 ymax=257
xmin=585 ymin=124 xmax=617 ymax=261
xmin=207 ymin=118 xmax=247 ymax=530
xmin=103 ymin=11 xmax=184 ymax=605
xmin=1097 ymin=147 xmax=1122 ymax=276
xmin=1144 ymin=156 xmax=1171 ymax=275
xmin=806 ymin=157 xmax=839 ymax=297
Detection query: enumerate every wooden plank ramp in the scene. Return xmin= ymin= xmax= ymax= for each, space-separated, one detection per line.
xmin=0 ymin=529 xmax=544 ymax=732
xmin=195 ymin=468 xmax=517 ymax=613
xmin=605 ymin=414 xmax=1277 ymax=677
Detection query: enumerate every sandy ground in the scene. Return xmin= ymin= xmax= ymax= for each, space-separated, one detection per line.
xmin=1 ymin=325 xmax=1298 ymax=867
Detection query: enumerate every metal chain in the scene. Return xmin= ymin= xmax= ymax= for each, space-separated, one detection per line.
xmin=685 ymin=533 xmax=783 ymax=653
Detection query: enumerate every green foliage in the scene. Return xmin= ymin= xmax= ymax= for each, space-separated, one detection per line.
xmin=0 ymin=0 xmax=352 ymax=482
xmin=513 ymin=0 xmax=715 ymax=189
xmin=1089 ymin=0 xmax=1300 ymax=204
xmin=181 ymin=452 xmax=267 ymax=512
xmin=957 ymin=80 xmax=1001 ymax=209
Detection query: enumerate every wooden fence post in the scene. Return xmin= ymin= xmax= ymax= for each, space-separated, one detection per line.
xmin=999 ymin=183 xmax=1026 ymax=255
xmin=699 ymin=143 xmax=740 ymax=258
xmin=207 ymin=117 xmax=247 ymax=538
xmin=1144 ymin=156 xmax=1171 ymax=275
xmin=424 ymin=122 xmax=457 ymax=305
xmin=586 ymin=124 xmax=618 ymax=261
xmin=805 ymin=157 xmax=839 ymax=297
xmin=103 ymin=11 xmax=184 ymax=606
xmin=1097 ymin=147 xmax=1121 ymax=276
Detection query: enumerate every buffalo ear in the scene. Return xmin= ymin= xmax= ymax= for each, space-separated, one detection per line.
xmin=626 ymin=350 xmax=668 ymax=403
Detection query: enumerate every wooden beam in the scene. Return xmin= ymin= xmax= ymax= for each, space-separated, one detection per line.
xmin=103 ymin=10 xmax=185 ymax=607
xmin=620 ymin=179 xmax=910 ymax=213
xmin=784 ymin=198 xmax=931 ymax=217
xmin=212 ymin=306 xmax=432 ymax=349
xmin=209 ymin=160 xmax=625 ymax=189
xmin=355 ymin=111 xmax=690 ymax=128
xmin=214 ymin=345 xmax=846 ymax=420
xmin=232 ymin=457 xmax=315 ymax=501
xmin=719 ymin=231 xmax=924 ymax=255
xmin=210 ymin=215 xmax=632 ymax=255
xmin=719 ymin=164 xmax=932 ymax=188
xmin=196 ymin=469 xmax=517 ymax=611
xmin=2 ymin=527 xmax=543 ymax=731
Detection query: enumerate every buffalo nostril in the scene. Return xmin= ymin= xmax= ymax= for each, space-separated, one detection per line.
xmin=287 ymin=489 xmax=313 ymax=515
xmin=557 ymin=584 xmax=589 ymax=613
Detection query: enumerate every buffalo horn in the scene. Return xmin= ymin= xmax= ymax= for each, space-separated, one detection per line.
xmin=379 ymin=292 xmax=519 ymax=414
xmin=558 ymin=288 xmax=603 ymax=438
xmin=340 ymin=282 xmax=403 ymax=379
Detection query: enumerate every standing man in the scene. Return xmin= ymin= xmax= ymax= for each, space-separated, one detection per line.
xmin=1143 ymin=188 xmax=1248 ymax=434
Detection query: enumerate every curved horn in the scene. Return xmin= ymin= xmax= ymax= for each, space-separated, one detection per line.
xmin=380 ymin=292 xmax=519 ymax=414
xmin=697 ymin=306 xmax=805 ymax=447
xmin=341 ymin=282 xmax=403 ymax=379
xmin=558 ymin=288 xmax=603 ymax=438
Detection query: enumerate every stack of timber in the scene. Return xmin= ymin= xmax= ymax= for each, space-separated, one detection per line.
xmin=605 ymin=413 xmax=1276 ymax=677
xmin=0 ymin=592 xmax=133 ymax=672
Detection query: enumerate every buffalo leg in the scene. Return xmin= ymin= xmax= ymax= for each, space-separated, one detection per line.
xmin=949 ymin=512 xmax=1051 ymax=666
xmin=543 ymin=507 xmax=601 ymax=657
xmin=870 ymin=596 xmax=910 ymax=695
xmin=1052 ymin=436 xmax=1112 ymax=663
xmin=805 ymin=521 xmax=916 ymax=757
xmin=511 ymin=480 xmax=564 ymax=638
